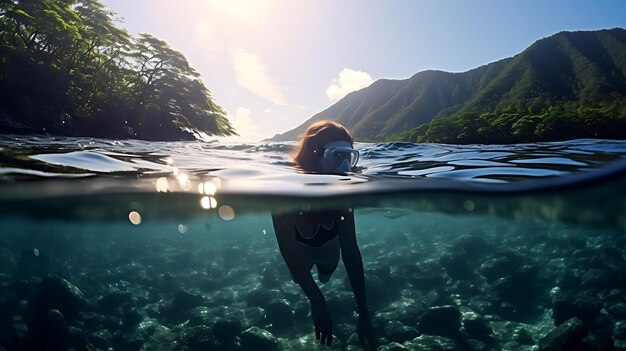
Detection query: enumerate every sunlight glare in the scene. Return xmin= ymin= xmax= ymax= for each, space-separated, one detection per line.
xmin=207 ymin=0 xmax=265 ymax=23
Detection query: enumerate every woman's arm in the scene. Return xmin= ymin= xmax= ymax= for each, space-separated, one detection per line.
xmin=338 ymin=210 xmax=377 ymax=350
xmin=337 ymin=210 xmax=368 ymax=314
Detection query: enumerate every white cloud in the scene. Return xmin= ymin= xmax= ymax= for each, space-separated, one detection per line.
xmin=326 ymin=68 xmax=374 ymax=102
xmin=225 ymin=107 xmax=265 ymax=142
xmin=231 ymin=48 xmax=286 ymax=106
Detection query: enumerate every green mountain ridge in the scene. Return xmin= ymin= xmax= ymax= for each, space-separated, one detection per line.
xmin=270 ymin=28 xmax=626 ymax=143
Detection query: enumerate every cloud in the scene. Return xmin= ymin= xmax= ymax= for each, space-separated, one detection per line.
xmin=225 ymin=107 xmax=264 ymax=142
xmin=326 ymin=68 xmax=374 ymax=101
xmin=231 ymin=48 xmax=286 ymax=106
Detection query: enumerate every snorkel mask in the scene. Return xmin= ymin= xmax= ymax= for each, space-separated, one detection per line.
xmin=318 ymin=141 xmax=359 ymax=174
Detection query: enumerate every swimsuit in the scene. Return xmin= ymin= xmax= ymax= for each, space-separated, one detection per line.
xmin=293 ymin=210 xmax=342 ymax=278
xmin=294 ymin=211 xmax=338 ymax=247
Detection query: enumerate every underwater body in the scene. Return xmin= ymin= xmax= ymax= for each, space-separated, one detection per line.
xmin=1 ymin=136 xmax=626 ymax=351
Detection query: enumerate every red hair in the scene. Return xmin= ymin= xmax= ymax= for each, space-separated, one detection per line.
xmin=292 ymin=120 xmax=354 ymax=172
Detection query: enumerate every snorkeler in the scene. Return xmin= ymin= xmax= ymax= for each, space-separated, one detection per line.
xmin=271 ymin=120 xmax=377 ymax=349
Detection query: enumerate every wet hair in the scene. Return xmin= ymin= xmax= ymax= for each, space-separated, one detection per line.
xmin=292 ymin=120 xmax=354 ymax=172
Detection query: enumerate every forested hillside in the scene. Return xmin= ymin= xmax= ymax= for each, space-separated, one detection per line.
xmin=0 ymin=0 xmax=236 ymax=140
xmin=271 ymin=28 xmax=626 ymax=143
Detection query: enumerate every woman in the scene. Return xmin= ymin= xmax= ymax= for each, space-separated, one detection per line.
xmin=271 ymin=120 xmax=377 ymax=349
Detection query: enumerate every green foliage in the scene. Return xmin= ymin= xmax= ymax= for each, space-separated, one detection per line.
xmin=0 ymin=0 xmax=235 ymax=140
xmin=395 ymin=99 xmax=626 ymax=144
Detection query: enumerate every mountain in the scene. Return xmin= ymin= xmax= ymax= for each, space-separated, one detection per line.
xmin=270 ymin=28 xmax=626 ymax=143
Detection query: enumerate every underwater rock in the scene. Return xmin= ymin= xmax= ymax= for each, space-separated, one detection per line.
xmin=403 ymin=334 xmax=457 ymax=350
xmin=171 ymin=290 xmax=205 ymax=311
xmin=191 ymin=305 xmax=266 ymax=330
xmin=293 ymin=300 xmax=310 ymax=323
xmin=28 ymin=275 xmax=86 ymax=321
xmin=491 ymin=271 xmax=535 ymax=306
xmin=225 ymin=306 xmax=266 ymax=329
xmin=417 ymin=305 xmax=461 ymax=338
xmin=512 ymin=327 xmax=535 ymax=345
xmin=466 ymin=299 xmax=493 ymax=316
xmin=27 ymin=309 xmax=71 ymax=351
xmin=615 ymin=320 xmax=626 ymax=340
xmin=115 ymin=318 xmax=171 ymax=350
xmin=81 ymin=311 xmax=107 ymax=331
xmin=580 ymin=268 xmax=611 ymax=290
xmin=383 ymin=320 xmax=420 ymax=343
xmin=479 ymin=252 xmax=524 ymax=282
xmin=587 ymin=315 xmax=616 ymax=350
xmin=246 ymin=288 xmax=279 ymax=309
xmin=188 ymin=306 xmax=212 ymax=326
xmin=96 ymin=290 xmax=134 ymax=313
xmin=67 ymin=326 xmax=88 ymax=350
xmin=138 ymin=323 xmax=175 ymax=350
xmin=261 ymin=267 xmax=280 ymax=289
xmin=594 ymin=245 xmax=625 ymax=270
xmin=265 ymin=298 xmax=294 ymax=330
xmin=538 ymin=317 xmax=587 ymax=351
xmin=465 ymin=338 xmax=489 ymax=351
xmin=240 ymin=326 xmax=279 ymax=351
xmin=377 ymin=341 xmax=409 ymax=351
xmin=88 ymin=329 xmax=113 ymax=350
xmin=122 ymin=306 xmax=143 ymax=329
xmin=408 ymin=268 xmax=445 ymax=290
xmin=440 ymin=252 xmax=475 ymax=281
xmin=451 ymin=235 xmax=493 ymax=258
xmin=161 ymin=290 xmax=205 ymax=323
xmin=609 ymin=302 xmax=626 ymax=319
xmin=375 ymin=296 xmax=425 ymax=326
xmin=365 ymin=274 xmax=394 ymax=308
xmin=567 ymin=235 xmax=587 ymax=250
xmin=552 ymin=294 xmax=602 ymax=326
xmin=1 ymin=315 xmax=28 ymax=350
xmin=327 ymin=291 xmax=357 ymax=321
xmin=450 ymin=280 xmax=483 ymax=297
xmin=173 ymin=324 xmax=220 ymax=350
xmin=212 ymin=318 xmax=243 ymax=344
xmin=462 ymin=312 xmax=492 ymax=340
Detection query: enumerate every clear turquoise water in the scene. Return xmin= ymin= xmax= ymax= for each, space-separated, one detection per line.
xmin=1 ymin=135 xmax=626 ymax=350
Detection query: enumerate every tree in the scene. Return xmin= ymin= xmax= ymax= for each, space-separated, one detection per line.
xmin=0 ymin=0 xmax=236 ymax=139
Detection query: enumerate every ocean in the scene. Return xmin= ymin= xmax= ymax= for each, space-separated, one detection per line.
xmin=1 ymin=135 xmax=626 ymax=351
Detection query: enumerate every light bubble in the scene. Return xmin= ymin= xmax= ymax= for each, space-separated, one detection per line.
xmin=129 ymin=211 xmax=142 ymax=225
xmin=203 ymin=182 xmax=217 ymax=195
xmin=348 ymin=208 xmax=353 ymax=213
xmin=218 ymin=205 xmax=235 ymax=221
xmin=463 ymin=200 xmax=475 ymax=211
xmin=33 ymin=248 xmax=39 ymax=257
xmin=178 ymin=224 xmax=188 ymax=234
xmin=340 ymin=216 xmax=345 ymax=221
xmin=200 ymin=196 xmax=218 ymax=209
xmin=156 ymin=177 xmax=170 ymax=192
xmin=262 ymin=229 xmax=267 ymax=235
xmin=178 ymin=173 xmax=191 ymax=191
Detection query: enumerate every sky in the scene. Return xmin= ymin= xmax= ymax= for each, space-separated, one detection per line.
xmin=99 ymin=0 xmax=626 ymax=142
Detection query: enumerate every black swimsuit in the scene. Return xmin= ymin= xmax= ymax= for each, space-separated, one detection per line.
xmin=294 ymin=211 xmax=339 ymax=248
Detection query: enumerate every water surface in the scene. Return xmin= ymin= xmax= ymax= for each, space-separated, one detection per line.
xmin=1 ymin=135 xmax=626 ymax=350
